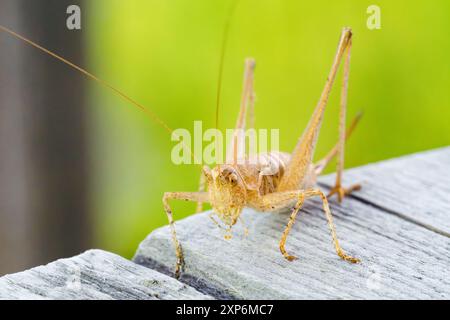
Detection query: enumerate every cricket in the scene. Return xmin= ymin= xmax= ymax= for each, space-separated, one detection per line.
xmin=1 ymin=21 xmax=362 ymax=279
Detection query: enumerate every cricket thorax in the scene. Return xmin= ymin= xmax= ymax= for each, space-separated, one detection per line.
xmin=237 ymin=152 xmax=317 ymax=196
xmin=203 ymin=151 xmax=319 ymax=223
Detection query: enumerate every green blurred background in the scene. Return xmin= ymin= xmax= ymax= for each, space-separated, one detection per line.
xmin=86 ymin=0 xmax=450 ymax=258
xmin=1 ymin=0 xmax=449 ymax=274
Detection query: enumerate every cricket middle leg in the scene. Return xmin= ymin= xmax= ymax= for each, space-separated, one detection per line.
xmin=163 ymin=191 xmax=210 ymax=278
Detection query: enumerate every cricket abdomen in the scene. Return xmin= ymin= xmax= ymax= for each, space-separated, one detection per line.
xmin=242 ymin=151 xmax=318 ymax=213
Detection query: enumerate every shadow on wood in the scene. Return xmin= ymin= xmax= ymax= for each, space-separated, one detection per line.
xmin=1 ymin=148 xmax=449 ymax=299
xmin=133 ymin=147 xmax=450 ymax=299
xmin=0 ymin=249 xmax=211 ymax=299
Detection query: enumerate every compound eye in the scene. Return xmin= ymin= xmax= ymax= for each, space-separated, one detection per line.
xmin=228 ymin=173 xmax=238 ymax=184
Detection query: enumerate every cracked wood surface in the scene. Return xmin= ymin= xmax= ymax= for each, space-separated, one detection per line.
xmin=133 ymin=147 xmax=450 ymax=299
xmin=319 ymin=147 xmax=450 ymax=237
xmin=1 ymin=147 xmax=449 ymax=300
xmin=0 ymin=250 xmax=211 ymax=299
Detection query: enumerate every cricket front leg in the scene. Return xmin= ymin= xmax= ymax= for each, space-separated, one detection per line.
xmin=256 ymin=190 xmax=308 ymax=260
xmin=163 ymin=191 xmax=210 ymax=278
xmin=279 ymin=193 xmax=305 ymax=261
xmin=327 ymin=37 xmax=361 ymax=202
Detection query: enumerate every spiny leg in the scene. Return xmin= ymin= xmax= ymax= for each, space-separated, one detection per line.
xmin=258 ymin=189 xmax=359 ymax=263
xmin=326 ymin=37 xmax=361 ymax=202
xmin=279 ymin=193 xmax=305 ymax=261
xmin=279 ymin=189 xmax=359 ymax=263
xmin=277 ymin=28 xmax=353 ymax=192
xmin=163 ymin=191 xmax=210 ymax=278
xmin=312 ymin=189 xmax=359 ymax=263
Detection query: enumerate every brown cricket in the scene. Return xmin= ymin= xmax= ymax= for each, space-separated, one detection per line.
xmin=164 ymin=27 xmax=362 ymax=277
xmin=0 ymin=23 xmax=362 ymax=279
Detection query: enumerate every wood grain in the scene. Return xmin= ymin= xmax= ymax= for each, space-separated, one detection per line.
xmin=1 ymin=148 xmax=449 ymax=299
xmin=134 ymin=199 xmax=450 ymax=299
xmin=134 ymin=148 xmax=450 ymax=299
xmin=0 ymin=249 xmax=211 ymax=300
xmin=319 ymin=147 xmax=450 ymax=236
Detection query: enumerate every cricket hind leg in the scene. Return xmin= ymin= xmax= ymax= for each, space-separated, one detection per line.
xmin=324 ymin=37 xmax=361 ymax=203
xmin=277 ymin=28 xmax=353 ymax=192
xmin=226 ymin=58 xmax=256 ymax=164
xmin=260 ymin=189 xmax=359 ymax=263
xmin=314 ymin=111 xmax=363 ymax=175
xmin=163 ymin=191 xmax=210 ymax=278
xmin=314 ymin=112 xmax=363 ymax=201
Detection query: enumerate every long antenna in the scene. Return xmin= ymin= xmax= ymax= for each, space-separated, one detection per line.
xmin=0 ymin=24 xmax=173 ymax=134
xmin=0 ymin=24 xmax=202 ymax=164
xmin=215 ymin=0 xmax=240 ymax=131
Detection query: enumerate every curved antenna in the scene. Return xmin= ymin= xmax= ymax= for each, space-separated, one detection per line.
xmin=215 ymin=0 xmax=240 ymax=131
xmin=0 ymin=24 xmax=201 ymax=165
xmin=0 ymin=24 xmax=172 ymax=134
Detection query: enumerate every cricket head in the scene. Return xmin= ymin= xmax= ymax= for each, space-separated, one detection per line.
xmin=203 ymin=165 xmax=247 ymax=227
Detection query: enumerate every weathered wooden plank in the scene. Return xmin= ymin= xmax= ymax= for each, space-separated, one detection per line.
xmin=3 ymin=149 xmax=448 ymax=300
xmin=0 ymin=249 xmax=211 ymax=300
xmin=134 ymin=188 xmax=450 ymax=299
xmin=319 ymin=147 xmax=450 ymax=236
